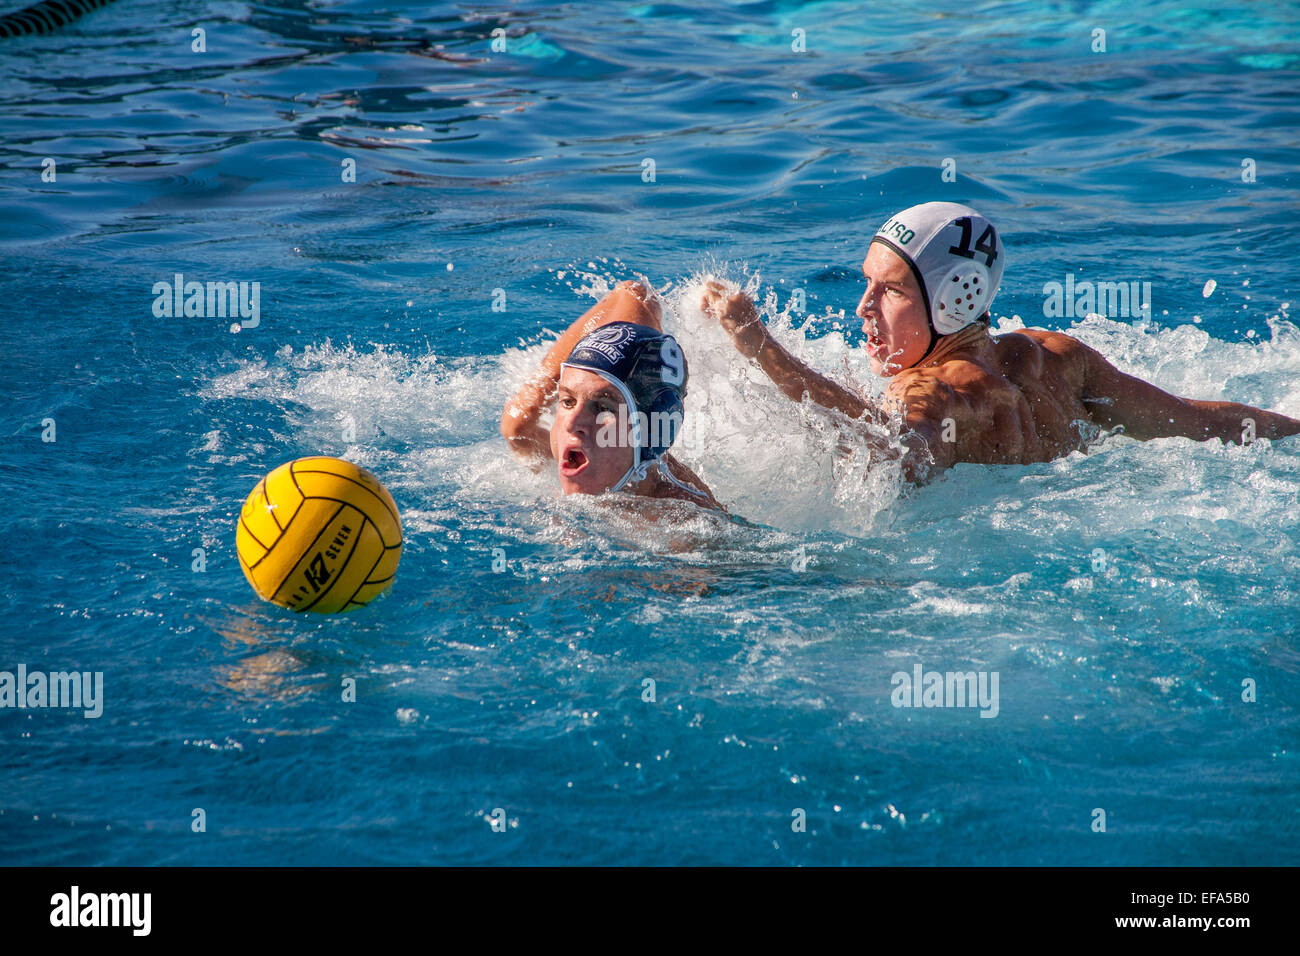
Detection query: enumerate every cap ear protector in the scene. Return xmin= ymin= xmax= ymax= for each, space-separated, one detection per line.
xmin=640 ymin=383 xmax=684 ymax=463
xmin=871 ymin=202 xmax=1004 ymax=344
xmin=932 ymin=260 xmax=993 ymax=334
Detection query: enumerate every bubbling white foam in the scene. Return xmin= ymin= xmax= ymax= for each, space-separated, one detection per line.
xmin=203 ymin=277 xmax=1300 ymax=551
xmin=653 ymin=270 xmax=908 ymax=535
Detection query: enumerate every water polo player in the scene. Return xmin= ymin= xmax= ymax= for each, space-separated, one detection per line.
xmin=502 ymin=279 xmax=723 ymax=509
xmin=703 ymin=201 xmax=1300 ymax=480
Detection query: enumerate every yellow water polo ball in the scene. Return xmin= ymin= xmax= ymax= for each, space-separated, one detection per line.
xmin=236 ymin=456 xmax=403 ymax=613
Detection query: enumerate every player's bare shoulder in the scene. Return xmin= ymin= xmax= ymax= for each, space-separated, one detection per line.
xmin=884 ymin=358 xmax=999 ymax=426
xmin=890 ymin=353 xmax=999 ymax=402
xmin=884 ymin=364 xmax=954 ymax=414
xmin=1013 ymin=327 xmax=1088 ymax=356
xmin=1004 ymin=327 xmax=1093 ymax=386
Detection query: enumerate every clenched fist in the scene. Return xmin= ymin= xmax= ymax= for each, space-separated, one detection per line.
xmin=700 ymin=280 xmax=767 ymax=359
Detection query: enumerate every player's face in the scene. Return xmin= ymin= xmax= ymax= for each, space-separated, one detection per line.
xmin=550 ymin=367 xmax=636 ymax=495
xmin=856 ymin=242 xmax=932 ymax=375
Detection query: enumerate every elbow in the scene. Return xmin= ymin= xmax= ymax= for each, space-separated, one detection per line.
xmin=1274 ymin=415 xmax=1300 ymax=440
xmin=612 ymin=278 xmax=662 ymax=328
xmin=500 ymin=404 xmax=526 ymax=443
xmin=615 ymin=278 xmax=651 ymax=298
xmin=501 ymin=405 xmax=549 ymax=462
xmin=500 ymin=420 xmax=531 ymax=461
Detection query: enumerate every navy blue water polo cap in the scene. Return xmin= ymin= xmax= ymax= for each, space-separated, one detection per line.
xmin=561 ymin=321 xmax=688 ymax=489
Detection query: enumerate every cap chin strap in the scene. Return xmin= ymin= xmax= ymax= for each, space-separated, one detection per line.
xmin=871 ymin=236 xmax=941 ymax=371
xmin=914 ymin=322 xmax=941 ymax=366
xmin=655 ymin=460 xmax=709 ymax=499
xmin=608 ymin=457 xmax=649 ymax=494
xmin=609 ymin=458 xmax=708 ymax=499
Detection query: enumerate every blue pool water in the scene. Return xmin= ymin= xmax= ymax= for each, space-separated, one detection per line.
xmin=1 ymin=0 xmax=1298 ymax=865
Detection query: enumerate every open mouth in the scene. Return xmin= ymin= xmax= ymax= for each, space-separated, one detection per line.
xmin=559 ymin=446 xmax=589 ymax=477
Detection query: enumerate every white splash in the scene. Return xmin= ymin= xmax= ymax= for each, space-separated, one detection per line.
xmin=202 ymin=270 xmax=1300 ymax=553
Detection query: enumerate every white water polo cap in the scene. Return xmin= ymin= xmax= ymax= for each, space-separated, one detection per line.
xmin=871 ymin=202 xmax=1004 ymax=336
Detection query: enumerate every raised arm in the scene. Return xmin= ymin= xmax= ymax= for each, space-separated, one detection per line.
xmin=701 ymin=281 xmax=869 ymax=420
xmin=699 ymin=280 xmax=931 ymax=480
xmin=500 ymin=279 xmax=663 ymax=460
xmin=1073 ymin=338 xmax=1300 ymax=443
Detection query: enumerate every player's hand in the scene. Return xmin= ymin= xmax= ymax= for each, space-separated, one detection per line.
xmin=700 ymin=280 xmax=766 ymax=358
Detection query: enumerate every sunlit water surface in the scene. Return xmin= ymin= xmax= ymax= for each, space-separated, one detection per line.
xmin=1 ymin=0 xmax=1297 ymax=864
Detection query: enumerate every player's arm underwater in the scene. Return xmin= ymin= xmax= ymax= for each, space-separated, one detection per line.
xmin=1061 ymin=333 xmax=1300 ymax=442
xmin=501 ymin=279 xmax=719 ymax=505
